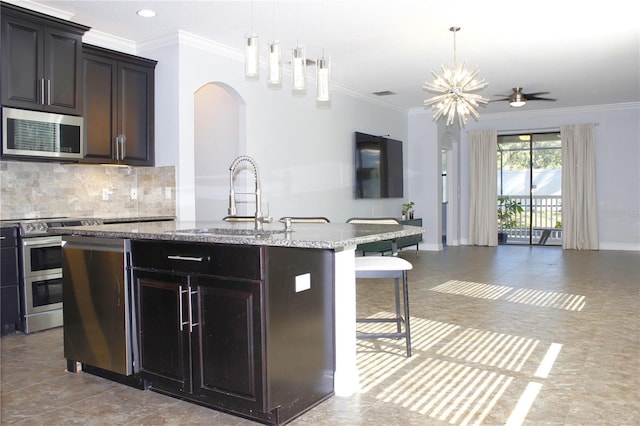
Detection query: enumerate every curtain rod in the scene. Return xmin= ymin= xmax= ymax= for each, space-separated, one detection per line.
xmin=494 ymin=123 xmax=599 ymax=136
xmin=497 ymin=126 xmax=560 ymax=135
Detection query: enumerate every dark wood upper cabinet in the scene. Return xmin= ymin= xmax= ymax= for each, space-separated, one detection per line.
xmin=81 ymin=45 xmax=156 ymax=166
xmin=1 ymin=3 xmax=89 ymax=115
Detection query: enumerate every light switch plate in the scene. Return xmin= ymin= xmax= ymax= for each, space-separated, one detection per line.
xmin=295 ymin=273 xmax=311 ymax=293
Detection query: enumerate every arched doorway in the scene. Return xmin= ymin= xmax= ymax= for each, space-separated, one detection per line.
xmin=194 ymin=83 xmax=245 ymax=221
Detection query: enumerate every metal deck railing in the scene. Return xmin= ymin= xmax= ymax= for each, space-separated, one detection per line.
xmin=499 ymin=195 xmax=562 ymax=245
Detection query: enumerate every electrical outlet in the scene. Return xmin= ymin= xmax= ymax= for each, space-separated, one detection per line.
xmin=102 ymin=189 xmax=110 ymax=201
xmin=165 ymin=187 xmax=172 ymax=199
xmin=131 ymin=188 xmax=138 ymax=200
xmin=295 ymin=273 xmax=311 ymax=293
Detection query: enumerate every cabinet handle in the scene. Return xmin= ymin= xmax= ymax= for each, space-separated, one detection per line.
xmin=178 ymin=285 xmax=189 ymax=331
xmin=120 ymin=135 xmax=126 ymax=159
xmin=189 ymin=288 xmax=198 ymax=332
xmin=41 ymin=79 xmax=45 ymax=105
xmin=167 ymin=255 xmax=204 ymax=262
xmin=47 ymin=80 xmax=51 ymax=105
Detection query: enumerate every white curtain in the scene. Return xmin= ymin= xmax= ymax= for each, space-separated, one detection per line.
xmin=469 ymin=130 xmax=497 ymax=246
xmin=561 ymin=124 xmax=599 ymax=250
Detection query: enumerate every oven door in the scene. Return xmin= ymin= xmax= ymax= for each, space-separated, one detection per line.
xmin=25 ymin=273 xmax=63 ymax=315
xmin=23 ymin=236 xmax=62 ymax=277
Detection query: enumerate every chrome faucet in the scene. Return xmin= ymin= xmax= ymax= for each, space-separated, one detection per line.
xmin=228 ymin=155 xmax=271 ymax=230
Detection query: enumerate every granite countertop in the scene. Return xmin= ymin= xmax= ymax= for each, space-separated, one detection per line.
xmin=49 ymin=220 xmax=425 ymax=251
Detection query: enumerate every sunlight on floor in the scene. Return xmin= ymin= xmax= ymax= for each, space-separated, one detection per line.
xmin=357 ymin=311 xmax=564 ymax=425
xmin=431 ymin=280 xmax=586 ymax=311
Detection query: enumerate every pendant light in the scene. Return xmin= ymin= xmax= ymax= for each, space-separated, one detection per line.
xmin=291 ymin=46 xmax=306 ymax=92
xmin=291 ymin=0 xmax=306 ymax=92
xmin=316 ymin=0 xmax=330 ymax=102
xmin=423 ymin=27 xmax=489 ymax=127
xmin=316 ymin=56 xmax=330 ymax=101
xmin=244 ymin=1 xmax=259 ymax=80
xmin=245 ymin=35 xmax=259 ymax=79
xmin=267 ymin=1 xmax=281 ymax=86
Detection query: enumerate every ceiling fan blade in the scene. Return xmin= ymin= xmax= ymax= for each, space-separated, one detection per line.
xmin=527 ymin=95 xmax=557 ymax=101
xmin=523 ymin=91 xmax=550 ymax=97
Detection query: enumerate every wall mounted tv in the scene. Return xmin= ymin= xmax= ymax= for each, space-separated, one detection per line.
xmin=355 ymin=131 xmax=404 ymax=199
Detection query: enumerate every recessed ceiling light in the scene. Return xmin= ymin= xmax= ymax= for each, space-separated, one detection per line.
xmin=137 ymin=9 xmax=156 ymax=18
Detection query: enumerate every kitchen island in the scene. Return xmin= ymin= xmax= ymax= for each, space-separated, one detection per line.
xmin=53 ymin=220 xmax=424 ymax=425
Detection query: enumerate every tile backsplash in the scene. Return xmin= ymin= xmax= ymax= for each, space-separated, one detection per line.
xmin=0 ymin=160 xmax=175 ymax=220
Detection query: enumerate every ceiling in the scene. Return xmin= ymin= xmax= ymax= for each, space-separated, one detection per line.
xmin=11 ymin=0 xmax=640 ymax=114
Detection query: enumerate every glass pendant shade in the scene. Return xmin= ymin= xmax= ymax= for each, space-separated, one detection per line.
xmin=316 ymin=57 xmax=330 ymax=102
xmin=267 ymin=41 xmax=282 ymax=85
xmin=245 ymin=34 xmax=259 ymax=79
xmin=291 ymin=46 xmax=306 ymax=91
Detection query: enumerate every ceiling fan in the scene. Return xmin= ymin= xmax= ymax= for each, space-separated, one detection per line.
xmin=493 ymin=87 xmax=557 ymax=108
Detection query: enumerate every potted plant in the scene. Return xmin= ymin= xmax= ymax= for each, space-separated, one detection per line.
xmin=401 ymin=201 xmax=415 ymax=220
xmin=497 ymin=196 xmax=523 ymax=243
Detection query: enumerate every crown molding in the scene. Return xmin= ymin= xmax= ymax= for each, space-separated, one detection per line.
xmin=2 ymin=0 xmax=73 ymax=20
xmin=82 ymin=30 xmax=137 ymax=54
xmin=409 ymin=101 xmax=640 ymax=118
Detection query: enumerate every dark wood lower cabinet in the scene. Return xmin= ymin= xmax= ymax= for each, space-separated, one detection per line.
xmin=193 ymin=278 xmax=264 ymax=409
xmin=132 ymin=241 xmax=334 ymax=425
xmin=137 ymin=273 xmax=192 ymax=393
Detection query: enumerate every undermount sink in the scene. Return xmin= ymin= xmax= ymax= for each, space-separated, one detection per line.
xmin=174 ymin=228 xmax=286 ymax=237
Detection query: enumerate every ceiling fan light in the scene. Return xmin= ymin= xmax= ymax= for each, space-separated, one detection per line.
xmin=509 ymin=91 xmax=526 ymax=107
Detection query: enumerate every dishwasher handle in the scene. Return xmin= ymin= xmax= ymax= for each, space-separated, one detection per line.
xmin=167 ymin=255 xmax=205 ymax=262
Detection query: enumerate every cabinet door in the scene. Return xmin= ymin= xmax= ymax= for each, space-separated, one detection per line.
xmin=117 ymin=61 xmax=154 ymax=166
xmin=82 ymin=52 xmax=118 ymax=163
xmin=1 ymin=15 xmax=43 ymax=108
xmin=191 ymin=277 xmax=265 ymax=412
xmin=43 ymin=26 xmax=83 ymax=114
xmin=136 ymin=272 xmax=192 ymax=394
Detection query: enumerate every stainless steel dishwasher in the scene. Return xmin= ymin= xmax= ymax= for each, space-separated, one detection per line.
xmin=62 ymin=236 xmax=138 ymax=378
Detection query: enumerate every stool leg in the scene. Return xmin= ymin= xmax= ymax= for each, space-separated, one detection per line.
xmin=403 ymin=271 xmax=412 ymax=357
xmin=394 ymin=278 xmax=402 ymax=334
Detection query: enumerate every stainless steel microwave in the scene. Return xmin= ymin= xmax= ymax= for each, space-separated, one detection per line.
xmin=2 ymin=107 xmax=83 ymax=160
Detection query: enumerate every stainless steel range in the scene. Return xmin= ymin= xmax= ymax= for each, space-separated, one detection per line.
xmin=16 ymin=217 xmax=102 ymax=333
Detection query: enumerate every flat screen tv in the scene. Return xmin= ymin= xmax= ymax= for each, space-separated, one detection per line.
xmin=355 ymin=131 xmax=404 ymax=199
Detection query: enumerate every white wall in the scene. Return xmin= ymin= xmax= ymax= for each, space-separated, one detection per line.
xmin=143 ymin=34 xmax=408 ymax=223
xmin=141 ymin=34 xmax=638 ymax=251
xmin=457 ymin=104 xmax=640 ymax=251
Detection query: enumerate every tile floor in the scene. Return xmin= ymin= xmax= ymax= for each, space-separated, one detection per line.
xmin=1 ymin=245 xmax=639 ymax=425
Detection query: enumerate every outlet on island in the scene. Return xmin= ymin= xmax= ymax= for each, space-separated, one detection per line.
xmin=131 ymin=188 xmax=138 ymax=200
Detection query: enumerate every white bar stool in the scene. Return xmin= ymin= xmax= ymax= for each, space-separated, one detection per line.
xmin=355 ymin=254 xmax=413 ymax=357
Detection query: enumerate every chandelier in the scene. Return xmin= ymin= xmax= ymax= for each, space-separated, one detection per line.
xmin=423 ymin=27 xmax=489 ymax=127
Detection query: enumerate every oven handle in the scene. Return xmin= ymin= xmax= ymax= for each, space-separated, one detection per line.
xmin=22 ymin=235 xmax=62 ymax=247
